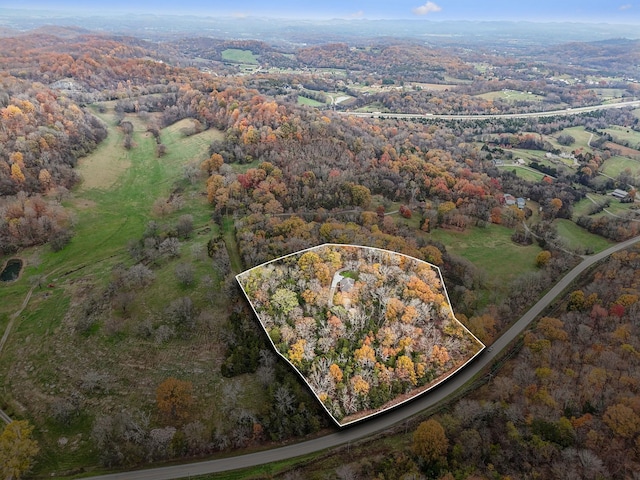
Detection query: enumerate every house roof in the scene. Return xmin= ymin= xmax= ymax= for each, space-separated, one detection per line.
xmin=339 ymin=277 xmax=355 ymax=292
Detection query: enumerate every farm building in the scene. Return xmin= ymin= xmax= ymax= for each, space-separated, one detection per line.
xmin=611 ymin=189 xmax=629 ymax=200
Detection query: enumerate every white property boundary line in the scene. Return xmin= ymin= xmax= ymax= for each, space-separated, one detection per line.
xmin=236 ymin=243 xmax=485 ymax=427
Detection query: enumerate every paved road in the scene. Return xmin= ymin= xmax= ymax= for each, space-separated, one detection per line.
xmin=84 ymin=234 xmax=640 ymax=480
xmin=342 ymin=99 xmax=640 ymax=120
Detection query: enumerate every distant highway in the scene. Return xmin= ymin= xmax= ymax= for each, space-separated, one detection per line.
xmin=84 ymin=234 xmax=640 ymax=480
xmin=341 ymin=99 xmax=640 ymax=120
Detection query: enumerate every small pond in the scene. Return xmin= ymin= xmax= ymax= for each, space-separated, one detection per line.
xmin=0 ymin=259 xmax=23 ymax=282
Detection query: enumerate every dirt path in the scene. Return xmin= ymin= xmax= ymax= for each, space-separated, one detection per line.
xmin=0 ymin=266 xmax=63 ymax=424
xmin=0 ymin=285 xmax=35 ymax=425
xmin=0 ymin=286 xmax=35 ymax=356
xmin=585 ymin=194 xmax=640 ymax=223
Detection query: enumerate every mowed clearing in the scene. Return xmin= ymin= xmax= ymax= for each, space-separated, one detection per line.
xmin=78 ymin=112 xmax=223 ymax=191
xmin=77 ymin=109 xmax=130 ymax=190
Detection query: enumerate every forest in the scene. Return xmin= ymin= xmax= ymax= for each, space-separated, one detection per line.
xmin=237 ymin=244 xmax=483 ymax=425
xmin=0 ymin=24 xmax=638 ymax=479
xmin=285 ymin=244 xmax=640 ymax=479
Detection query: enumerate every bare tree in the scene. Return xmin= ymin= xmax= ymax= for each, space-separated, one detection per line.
xmin=175 ymin=262 xmax=196 ymax=287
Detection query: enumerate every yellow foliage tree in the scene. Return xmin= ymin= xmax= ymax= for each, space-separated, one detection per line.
xmin=385 ymin=297 xmax=405 ymax=322
xmin=396 ymin=355 xmax=418 ymax=385
xmin=10 ymin=152 xmax=24 ymax=167
xmin=413 ymin=419 xmax=448 ymax=465
xmin=11 ymin=163 xmax=25 ymax=183
xmin=432 ymin=345 xmax=450 ymax=367
xmin=301 ymin=289 xmax=318 ymax=305
xmin=537 ymin=317 xmax=568 ymax=342
xmin=288 ymin=339 xmax=306 ymax=367
xmin=603 ymin=403 xmax=640 ymax=439
xmin=297 ymin=251 xmax=322 ymax=278
xmin=329 ymin=363 xmax=343 ymax=384
xmin=401 ymin=305 xmax=418 ymax=324
xmin=201 ymin=153 xmax=224 ymax=175
xmin=351 ymin=375 xmax=370 ymax=396
xmin=206 ymin=174 xmax=224 ymax=204
xmin=0 ymin=420 xmax=39 ymax=480
xmin=536 ymin=250 xmax=552 ymax=268
xmin=354 ymin=343 xmax=376 ymax=366
xmin=38 ymin=169 xmax=52 ymax=189
xmin=421 ymin=245 xmax=443 ymax=265
xmin=403 ymin=276 xmax=435 ymax=303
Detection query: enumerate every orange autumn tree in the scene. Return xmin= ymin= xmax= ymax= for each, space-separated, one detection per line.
xmin=156 ymin=377 xmax=194 ymax=425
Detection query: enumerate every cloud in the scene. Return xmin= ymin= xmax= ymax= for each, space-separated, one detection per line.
xmin=348 ymin=10 xmax=365 ymax=19
xmin=412 ymin=1 xmax=442 ymax=16
xmin=619 ymin=4 xmax=632 ymax=10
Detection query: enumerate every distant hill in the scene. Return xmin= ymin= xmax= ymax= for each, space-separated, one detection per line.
xmin=545 ymin=38 xmax=640 ymax=76
xmin=1 ymin=9 xmax=639 ymax=46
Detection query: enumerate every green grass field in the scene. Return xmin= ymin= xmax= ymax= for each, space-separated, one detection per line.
xmin=476 ymin=90 xmax=545 ymax=103
xmin=573 ymin=195 xmax=607 ymax=217
xmin=590 ymin=88 xmax=628 ymax=100
xmin=509 ymin=149 xmax=550 ymax=162
xmin=355 ymin=102 xmax=386 ymax=113
xmin=602 ymin=126 xmax=640 ymax=149
xmin=554 ymin=218 xmax=613 ymax=253
xmin=497 ymin=165 xmax=546 ymax=182
xmin=429 ymin=224 xmax=542 ymax=285
xmin=221 ymin=48 xmax=259 ymax=65
xmin=600 ymin=199 xmax=639 ymax=216
xmin=298 ymin=95 xmax=325 ymax=107
xmin=550 ymin=126 xmax=596 ymax=153
xmin=509 ymin=149 xmax=572 ymax=176
xmin=601 ymin=155 xmax=640 ymax=177
xmin=0 ymin=106 xmax=230 ymax=474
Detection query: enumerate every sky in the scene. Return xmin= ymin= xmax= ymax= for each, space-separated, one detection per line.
xmin=8 ymin=1 xmax=640 ymax=23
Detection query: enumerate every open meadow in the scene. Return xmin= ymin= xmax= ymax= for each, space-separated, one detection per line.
xmin=0 ymin=106 xmax=237 ymax=473
xmin=476 ymin=89 xmax=546 ymax=103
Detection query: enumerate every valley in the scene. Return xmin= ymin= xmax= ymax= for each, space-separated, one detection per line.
xmin=0 ymin=9 xmax=639 ymax=479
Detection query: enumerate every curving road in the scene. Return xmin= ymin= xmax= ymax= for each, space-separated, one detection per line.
xmin=84 ymin=234 xmax=640 ymax=480
xmin=341 ymin=99 xmax=640 ymax=120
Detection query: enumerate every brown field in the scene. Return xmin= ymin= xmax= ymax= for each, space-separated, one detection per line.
xmin=605 ymin=141 xmax=640 ymax=157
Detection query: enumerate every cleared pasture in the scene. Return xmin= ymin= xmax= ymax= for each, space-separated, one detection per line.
xmin=429 ymin=224 xmax=542 ymax=284
xmin=497 ymin=165 xmax=546 ymax=182
xmin=476 ymin=89 xmax=545 ymax=102
xmin=554 ymin=218 xmax=612 ymax=253
xmin=602 ymin=126 xmax=640 ymax=149
xmin=298 ymin=95 xmax=325 ymax=107
xmin=221 ymin=48 xmax=259 ymax=64
xmin=601 ymin=155 xmax=640 ymax=178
